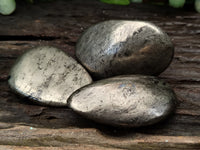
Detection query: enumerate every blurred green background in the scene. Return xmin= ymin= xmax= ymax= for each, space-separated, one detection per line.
xmin=0 ymin=0 xmax=200 ymax=15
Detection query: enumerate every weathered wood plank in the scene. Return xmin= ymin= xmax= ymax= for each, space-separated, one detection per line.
xmin=1 ymin=126 xmax=200 ymax=150
xmin=0 ymin=0 xmax=200 ymax=149
xmin=1 ymin=80 xmax=200 ymax=135
xmin=0 ymin=145 xmax=123 ymax=150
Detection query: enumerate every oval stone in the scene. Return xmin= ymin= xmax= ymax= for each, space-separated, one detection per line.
xmin=68 ymin=75 xmax=176 ymax=127
xmin=8 ymin=46 xmax=92 ymax=106
xmin=76 ymin=20 xmax=174 ymax=79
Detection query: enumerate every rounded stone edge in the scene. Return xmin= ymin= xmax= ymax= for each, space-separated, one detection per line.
xmin=8 ymin=46 xmax=93 ymax=107
xmin=68 ymin=75 xmax=177 ymax=127
xmin=75 ymin=20 xmax=175 ymax=79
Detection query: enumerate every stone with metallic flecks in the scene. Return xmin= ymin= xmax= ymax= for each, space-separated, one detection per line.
xmin=8 ymin=46 xmax=92 ymax=106
xmin=68 ymin=75 xmax=176 ymax=127
xmin=76 ymin=20 xmax=174 ymax=79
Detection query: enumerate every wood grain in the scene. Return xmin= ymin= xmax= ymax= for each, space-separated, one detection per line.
xmin=0 ymin=0 xmax=200 ymax=149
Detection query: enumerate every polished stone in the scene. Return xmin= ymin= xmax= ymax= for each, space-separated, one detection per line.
xmin=76 ymin=20 xmax=174 ymax=79
xmin=8 ymin=46 xmax=92 ymax=106
xmin=68 ymin=75 xmax=176 ymax=127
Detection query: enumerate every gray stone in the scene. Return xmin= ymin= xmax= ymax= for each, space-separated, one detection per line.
xmin=68 ymin=75 xmax=176 ymax=127
xmin=8 ymin=46 xmax=92 ymax=106
xmin=76 ymin=20 xmax=174 ymax=79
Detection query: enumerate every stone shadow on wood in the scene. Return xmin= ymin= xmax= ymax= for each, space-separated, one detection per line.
xmin=0 ymin=84 xmax=181 ymax=138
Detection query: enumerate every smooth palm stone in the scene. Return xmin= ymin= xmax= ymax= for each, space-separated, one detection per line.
xmin=68 ymin=75 xmax=176 ymax=127
xmin=76 ymin=20 xmax=174 ymax=79
xmin=8 ymin=46 xmax=92 ymax=106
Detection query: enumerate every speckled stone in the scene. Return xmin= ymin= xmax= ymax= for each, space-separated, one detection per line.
xmin=68 ymin=75 xmax=176 ymax=127
xmin=76 ymin=20 xmax=174 ymax=79
xmin=8 ymin=46 xmax=92 ymax=106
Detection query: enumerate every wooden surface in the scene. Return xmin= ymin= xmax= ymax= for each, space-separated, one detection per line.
xmin=0 ymin=0 xmax=200 ymax=149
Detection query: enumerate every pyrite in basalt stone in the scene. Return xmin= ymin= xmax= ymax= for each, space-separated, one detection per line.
xmin=68 ymin=75 xmax=176 ymax=127
xmin=8 ymin=46 xmax=92 ymax=106
xmin=76 ymin=20 xmax=174 ymax=79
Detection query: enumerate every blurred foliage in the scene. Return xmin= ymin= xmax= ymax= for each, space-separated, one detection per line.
xmin=100 ymin=0 xmax=199 ymax=12
xmin=100 ymin=0 xmax=130 ymax=5
xmin=169 ymin=0 xmax=186 ymax=8
xmin=195 ymin=0 xmax=200 ymax=12
xmin=0 ymin=0 xmax=16 ymax=15
xmin=0 ymin=0 xmax=200 ymax=15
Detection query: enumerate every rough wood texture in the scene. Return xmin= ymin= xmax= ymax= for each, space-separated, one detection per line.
xmin=0 ymin=0 xmax=200 ymax=149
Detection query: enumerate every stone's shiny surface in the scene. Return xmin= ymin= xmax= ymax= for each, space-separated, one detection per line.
xmin=69 ymin=75 xmax=176 ymax=127
xmin=8 ymin=46 xmax=92 ymax=106
xmin=76 ymin=20 xmax=174 ymax=79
